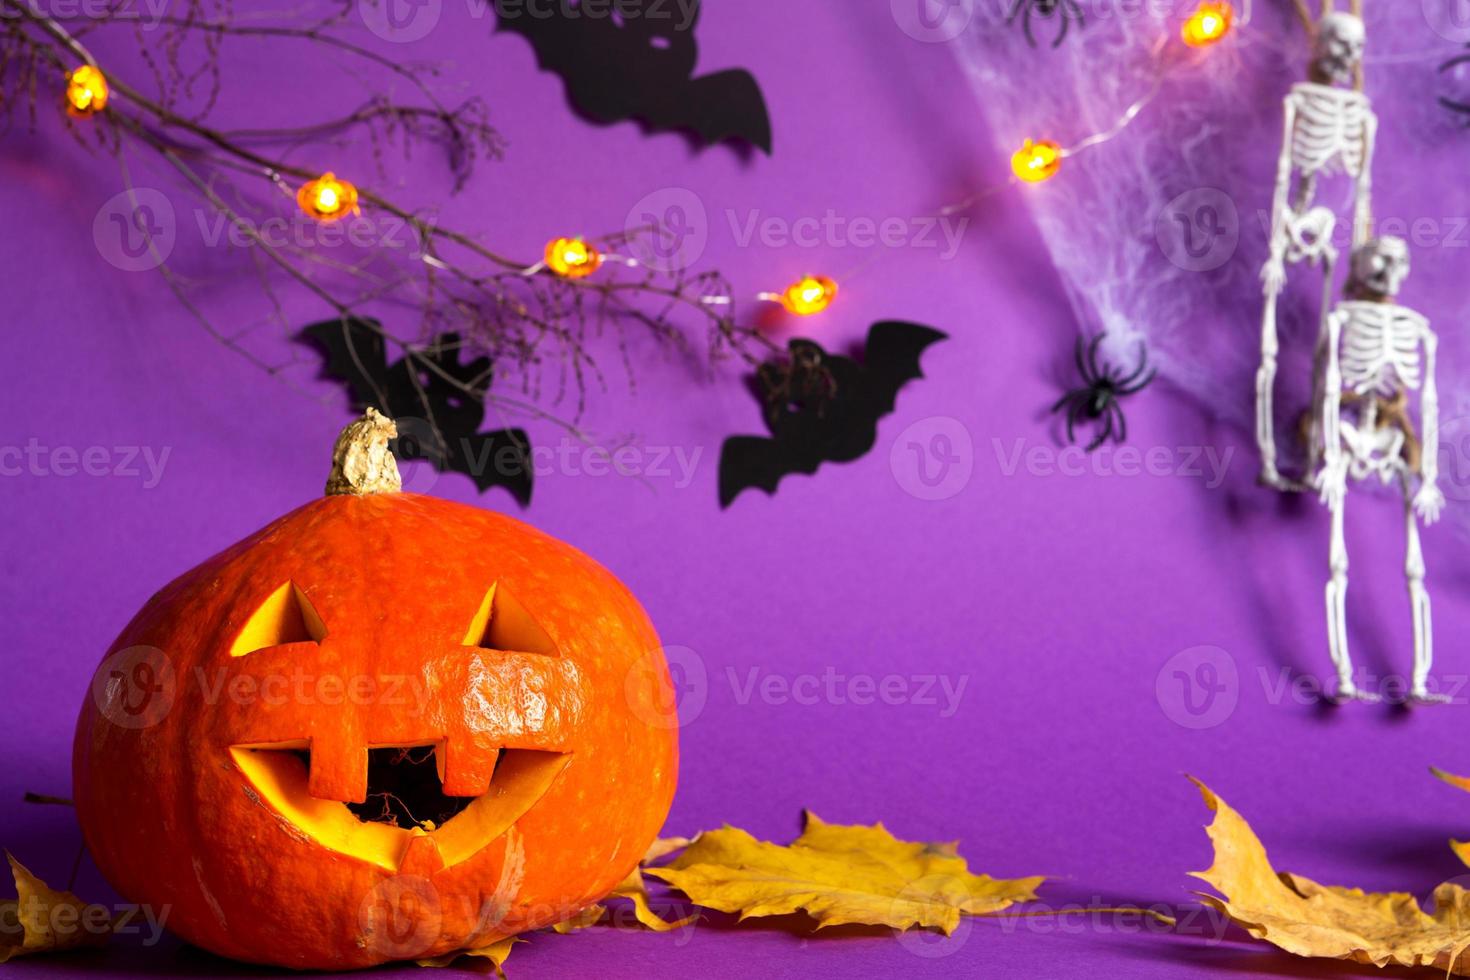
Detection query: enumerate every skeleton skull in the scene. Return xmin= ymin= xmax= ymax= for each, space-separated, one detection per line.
xmin=1349 ymin=236 xmax=1410 ymax=299
xmin=1312 ymin=13 xmax=1365 ymax=87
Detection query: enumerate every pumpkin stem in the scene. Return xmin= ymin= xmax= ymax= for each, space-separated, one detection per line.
xmin=325 ymin=408 xmax=402 ymax=496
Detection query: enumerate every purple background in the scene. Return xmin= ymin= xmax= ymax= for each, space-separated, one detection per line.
xmin=6 ymin=2 xmax=1470 ymax=977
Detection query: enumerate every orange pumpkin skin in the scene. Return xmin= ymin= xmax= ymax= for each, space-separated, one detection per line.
xmin=73 ymin=491 xmax=678 ymax=969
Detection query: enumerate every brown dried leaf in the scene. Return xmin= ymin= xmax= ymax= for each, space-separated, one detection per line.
xmin=0 ymin=852 xmax=111 ymax=962
xmin=1190 ymin=778 xmax=1470 ymax=974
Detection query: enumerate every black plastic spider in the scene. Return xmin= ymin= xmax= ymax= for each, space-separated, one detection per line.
xmin=756 ymin=339 xmax=838 ymax=430
xmin=1008 ymin=0 xmax=1085 ymax=49
xmin=1050 ymin=334 xmax=1156 ymax=451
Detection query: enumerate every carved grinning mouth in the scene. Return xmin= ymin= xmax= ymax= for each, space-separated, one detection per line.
xmin=233 ymin=744 xmax=567 ymax=872
xmin=285 ymin=746 xmax=505 ymax=830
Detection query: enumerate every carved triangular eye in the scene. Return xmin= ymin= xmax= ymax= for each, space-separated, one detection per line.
xmin=463 ymin=583 xmax=558 ymax=655
xmin=230 ymin=582 xmax=327 ymax=656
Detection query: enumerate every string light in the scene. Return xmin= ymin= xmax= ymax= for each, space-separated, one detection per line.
xmin=543 ymin=237 xmax=603 ymax=278
xmin=297 ymin=172 xmax=358 ymax=222
xmin=1011 ymin=139 xmax=1062 ymax=183
xmin=768 ymin=275 xmax=838 ymax=316
xmin=1182 ymin=2 xmax=1234 ymax=47
xmin=64 ymin=65 xmax=108 ymax=118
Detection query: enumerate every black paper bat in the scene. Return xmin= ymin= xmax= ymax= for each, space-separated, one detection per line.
xmin=299 ymin=318 xmax=533 ymax=505
xmin=719 ymin=321 xmax=946 ymax=507
xmin=494 ymin=0 xmax=772 ymax=153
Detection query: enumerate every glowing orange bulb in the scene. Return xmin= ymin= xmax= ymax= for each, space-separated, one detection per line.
xmin=1011 ymin=139 xmax=1061 ymax=183
xmin=65 ymin=65 xmax=108 ymax=118
xmin=778 ymin=275 xmax=838 ymax=316
xmin=297 ymin=172 xmax=359 ymax=222
xmin=544 ymin=237 xmax=603 ymax=278
xmin=1182 ymin=2 xmax=1233 ymax=47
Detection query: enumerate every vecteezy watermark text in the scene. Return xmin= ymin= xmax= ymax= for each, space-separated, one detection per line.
xmin=0 ymin=440 xmax=170 ymax=488
xmin=993 ymin=439 xmax=1235 ymax=488
xmin=727 ymin=667 xmax=969 ymax=717
xmin=1 ymin=896 xmax=170 ymax=946
xmin=726 ymin=209 xmax=970 ymax=261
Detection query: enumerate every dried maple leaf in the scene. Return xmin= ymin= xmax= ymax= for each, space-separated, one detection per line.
xmin=415 ymin=936 xmax=518 ymax=974
xmin=1190 ymin=778 xmax=1470 ymax=974
xmin=549 ymin=904 xmax=606 ymax=935
xmin=606 ymin=866 xmax=698 ymax=932
xmin=643 ymin=811 xmax=1043 ymax=934
xmin=1430 ymin=767 xmax=1470 ymax=870
xmin=0 ymin=852 xmax=112 ymax=962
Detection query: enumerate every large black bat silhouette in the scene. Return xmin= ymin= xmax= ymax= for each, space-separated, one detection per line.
xmin=719 ymin=321 xmax=946 ymax=507
xmin=494 ymin=0 xmax=772 ymax=153
xmin=299 ymin=318 xmax=533 ymax=505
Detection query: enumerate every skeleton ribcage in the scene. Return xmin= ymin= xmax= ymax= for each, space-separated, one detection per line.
xmin=1337 ymin=302 xmax=1427 ymax=396
xmin=1291 ymin=84 xmax=1370 ymax=178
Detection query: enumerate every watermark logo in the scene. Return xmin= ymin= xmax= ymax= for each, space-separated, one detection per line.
xmin=1424 ymin=0 xmax=1470 ymax=42
xmin=625 ymin=187 xmax=708 ymax=272
xmin=1157 ymin=188 xmax=1238 ymax=272
xmin=625 ymin=644 xmax=708 ymax=729
xmin=359 ymin=875 xmax=443 ymax=959
xmin=1434 ymin=413 xmax=1470 ymax=503
xmin=891 ymin=416 xmax=974 ymax=500
xmin=891 ymin=0 xmax=974 ymax=42
xmin=359 ymin=0 xmax=443 ymax=42
xmin=92 ymin=646 xmax=176 ymax=730
xmin=1156 ymin=645 xmax=1238 ymax=729
xmin=389 ymin=416 xmax=447 ymax=495
xmin=93 ymin=188 xmax=175 ymax=272
xmin=891 ymin=874 xmax=973 ymax=958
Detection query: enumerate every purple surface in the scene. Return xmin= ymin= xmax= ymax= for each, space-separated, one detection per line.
xmin=5 ymin=3 xmax=1470 ymax=978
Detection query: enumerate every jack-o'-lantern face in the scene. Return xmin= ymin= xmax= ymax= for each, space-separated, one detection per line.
xmin=226 ymin=579 xmax=584 ymax=876
xmin=73 ymin=412 xmax=679 ymax=970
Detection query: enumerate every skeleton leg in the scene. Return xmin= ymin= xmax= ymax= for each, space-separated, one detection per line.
xmin=1403 ymin=471 xmax=1444 ymax=703
xmin=1324 ymin=486 xmax=1374 ymax=701
xmin=1256 ymin=288 xmax=1285 ymax=488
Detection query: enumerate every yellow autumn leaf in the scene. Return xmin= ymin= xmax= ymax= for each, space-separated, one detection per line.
xmin=1430 ymin=767 xmax=1470 ymax=870
xmin=0 ymin=852 xmax=111 ymax=962
xmin=549 ymin=904 xmax=606 ymax=934
xmin=1190 ymin=778 xmax=1470 ymax=974
xmin=415 ymin=936 xmax=518 ymax=974
xmin=605 ymin=866 xmax=698 ymax=932
xmin=643 ymin=836 xmax=693 ymax=864
xmin=643 ymin=811 xmax=1043 ymax=934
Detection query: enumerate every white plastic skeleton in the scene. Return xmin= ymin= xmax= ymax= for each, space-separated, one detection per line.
xmin=1256 ymin=12 xmax=1378 ymax=488
xmin=1315 ymin=237 xmax=1445 ymax=703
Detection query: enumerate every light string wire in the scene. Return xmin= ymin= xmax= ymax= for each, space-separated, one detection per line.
xmin=35 ymin=1 xmax=1250 ymax=330
xmin=825 ymin=3 xmax=1250 ymax=304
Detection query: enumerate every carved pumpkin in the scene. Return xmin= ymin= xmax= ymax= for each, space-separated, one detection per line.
xmin=73 ymin=410 xmax=679 ymax=969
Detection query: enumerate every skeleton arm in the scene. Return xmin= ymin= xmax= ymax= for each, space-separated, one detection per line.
xmin=1261 ymin=95 xmax=1298 ymax=293
xmin=1353 ymin=109 xmax=1378 ymax=248
xmin=1415 ymin=325 xmax=1444 ymax=524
